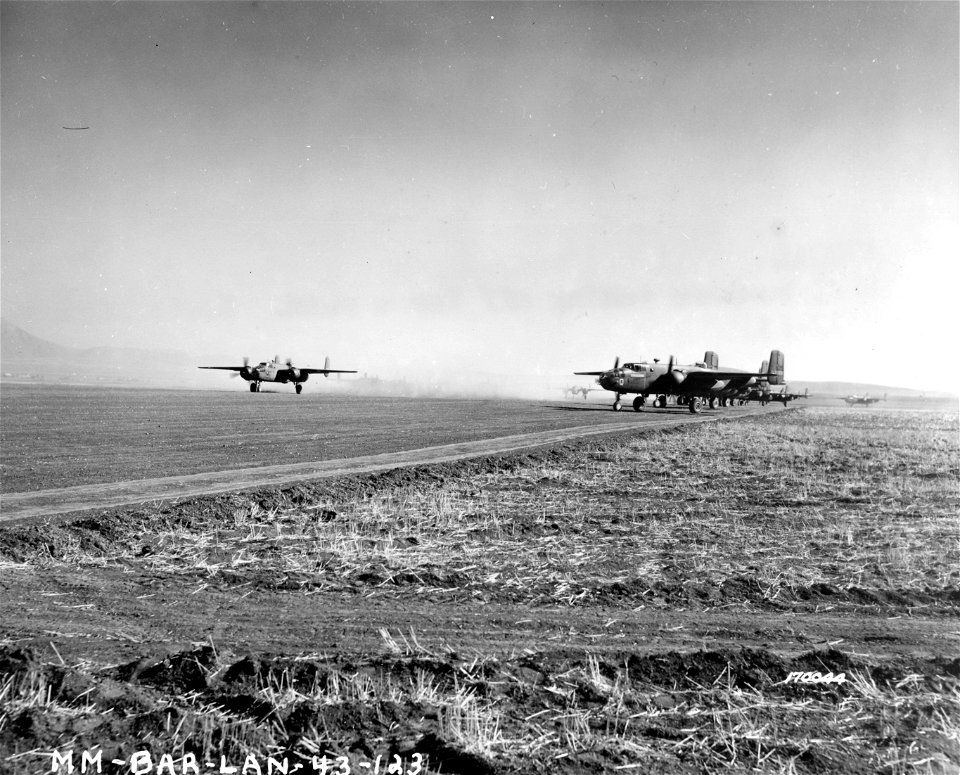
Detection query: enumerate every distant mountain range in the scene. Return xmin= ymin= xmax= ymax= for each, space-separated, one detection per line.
xmin=781 ymin=381 xmax=954 ymax=399
xmin=1 ymin=318 xmax=198 ymax=387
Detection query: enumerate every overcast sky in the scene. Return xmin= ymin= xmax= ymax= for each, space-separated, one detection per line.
xmin=2 ymin=1 xmax=957 ymax=391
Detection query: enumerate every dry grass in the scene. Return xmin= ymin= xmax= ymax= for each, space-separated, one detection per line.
xmin=15 ymin=408 xmax=957 ymax=611
xmin=4 ymin=640 xmax=956 ymax=775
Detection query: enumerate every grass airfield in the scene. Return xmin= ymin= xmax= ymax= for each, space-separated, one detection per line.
xmin=0 ymin=391 xmax=957 ymax=774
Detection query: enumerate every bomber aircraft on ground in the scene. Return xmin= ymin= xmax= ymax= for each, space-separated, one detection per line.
xmin=739 ymin=385 xmax=808 ymax=405
xmin=199 ymin=356 xmax=357 ymax=394
xmin=842 ymin=393 xmax=885 ymax=406
xmin=575 ymin=350 xmax=784 ymax=413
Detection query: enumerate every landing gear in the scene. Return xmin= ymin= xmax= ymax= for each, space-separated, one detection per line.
xmin=633 ymin=395 xmax=645 ymax=412
xmin=613 ymin=396 xmax=623 ymax=412
xmin=708 ymin=397 xmax=719 ymax=409
xmin=688 ymin=396 xmax=703 ymax=414
xmin=656 ymin=395 xmax=668 ymax=408
xmin=249 ymin=382 xmax=259 ymax=393
xmin=295 ymin=384 xmax=303 ymax=394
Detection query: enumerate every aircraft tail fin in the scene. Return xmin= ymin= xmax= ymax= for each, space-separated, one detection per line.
xmin=760 ymin=359 xmax=769 ymax=374
xmin=704 ymin=351 xmax=719 ymax=369
xmin=323 ymin=356 xmax=331 ymax=378
xmin=766 ymin=350 xmax=785 ymax=385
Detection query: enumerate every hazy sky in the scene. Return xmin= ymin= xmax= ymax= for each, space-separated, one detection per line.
xmin=2 ymin=1 xmax=958 ymax=391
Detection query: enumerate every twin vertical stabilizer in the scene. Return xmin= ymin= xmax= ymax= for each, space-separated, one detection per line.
xmin=767 ymin=350 xmax=785 ymax=385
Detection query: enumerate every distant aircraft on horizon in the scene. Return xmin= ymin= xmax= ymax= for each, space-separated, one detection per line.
xmin=563 ymin=385 xmax=596 ymax=400
xmin=842 ymin=393 xmax=886 ymax=406
xmin=739 ymin=385 xmax=808 ymax=406
xmin=199 ymin=356 xmax=357 ymax=394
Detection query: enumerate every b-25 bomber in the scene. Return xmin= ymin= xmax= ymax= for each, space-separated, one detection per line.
xmin=575 ymin=350 xmax=784 ymax=413
xmin=199 ymin=356 xmax=357 ymax=394
xmin=739 ymin=385 xmax=808 ymax=406
xmin=842 ymin=393 xmax=885 ymax=406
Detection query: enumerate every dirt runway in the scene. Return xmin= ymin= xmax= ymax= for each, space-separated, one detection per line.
xmin=1 ymin=384 xmax=774 ymax=522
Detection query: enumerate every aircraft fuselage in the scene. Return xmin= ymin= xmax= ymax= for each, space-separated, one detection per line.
xmin=596 ymin=364 xmax=753 ymax=397
xmin=245 ymin=361 xmax=307 ymax=385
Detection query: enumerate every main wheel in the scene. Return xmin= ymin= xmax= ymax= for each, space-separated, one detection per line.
xmin=708 ymin=397 xmax=718 ymax=409
xmin=633 ymin=396 xmax=644 ymax=412
xmin=295 ymin=384 xmax=303 ymax=394
xmin=688 ymin=397 xmax=703 ymax=414
xmin=249 ymin=382 xmax=257 ymax=393
xmin=656 ymin=395 xmax=667 ymax=408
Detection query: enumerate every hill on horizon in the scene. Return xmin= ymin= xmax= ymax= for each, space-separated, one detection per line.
xmin=778 ymin=380 xmax=955 ymax=400
xmin=1 ymin=317 xmax=198 ymax=387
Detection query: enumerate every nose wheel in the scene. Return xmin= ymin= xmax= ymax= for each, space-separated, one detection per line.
xmin=613 ymin=395 xmax=623 ymax=411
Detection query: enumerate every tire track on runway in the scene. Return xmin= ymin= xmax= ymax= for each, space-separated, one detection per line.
xmin=0 ymin=410 xmax=765 ymax=523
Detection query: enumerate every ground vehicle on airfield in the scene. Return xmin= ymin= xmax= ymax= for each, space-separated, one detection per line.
xmin=575 ymin=350 xmax=785 ymax=413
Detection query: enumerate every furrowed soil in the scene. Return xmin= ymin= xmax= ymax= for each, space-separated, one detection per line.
xmin=1 ymin=407 xmax=957 ymax=774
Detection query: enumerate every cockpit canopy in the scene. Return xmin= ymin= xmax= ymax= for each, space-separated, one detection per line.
xmin=622 ymin=363 xmax=648 ymax=372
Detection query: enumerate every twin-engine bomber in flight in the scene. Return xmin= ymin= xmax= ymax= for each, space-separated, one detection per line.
xmin=199 ymin=356 xmax=357 ymax=394
xmin=575 ymin=350 xmax=785 ymax=413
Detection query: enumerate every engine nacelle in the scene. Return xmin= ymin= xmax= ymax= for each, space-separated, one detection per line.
xmin=296 ymin=371 xmax=308 ymax=383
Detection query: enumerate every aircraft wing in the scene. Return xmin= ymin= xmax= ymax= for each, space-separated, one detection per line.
xmin=198 ymin=366 xmax=245 ymax=371
xmin=677 ymin=370 xmax=767 ymax=387
xmin=573 ymin=371 xmax=605 ymax=376
xmin=301 ymin=368 xmax=358 ymax=375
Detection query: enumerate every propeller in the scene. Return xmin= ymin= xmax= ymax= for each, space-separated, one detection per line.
xmin=573 ymin=356 xmax=620 ymax=378
xmin=667 ymin=354 xmax=686 ymax=384
xmin=231 ymin=356 xmax=250 ymax=378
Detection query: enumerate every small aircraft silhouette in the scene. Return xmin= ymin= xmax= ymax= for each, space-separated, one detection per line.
xmin=842 ymin=393 xmax=885 ymax=406
xmin=740 ymin=385 xmax=808 ymax=405
xmin=563 ymin=385 xmax=596 ymax=400
xmin=770 ymin=386 xmax=808 ymax=404
xmin=199 ymin=356 xmax=357 ymax=394
xmin=575 ymin=350 xmax=784 ymax=413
